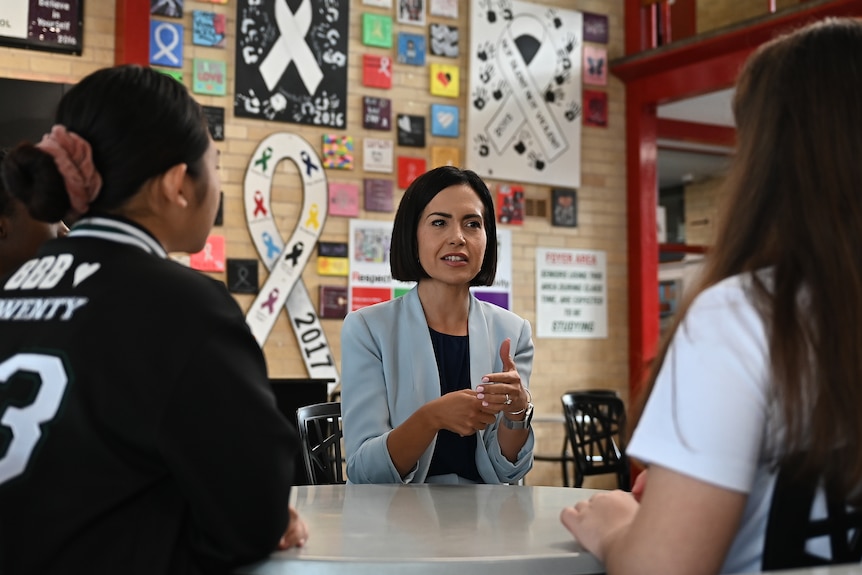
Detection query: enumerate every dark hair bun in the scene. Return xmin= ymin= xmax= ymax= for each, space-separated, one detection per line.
xmin=2 ymin=143 xmax=69 ymax=222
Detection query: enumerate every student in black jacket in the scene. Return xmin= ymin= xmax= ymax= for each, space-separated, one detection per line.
xmin=0 ymin=64 xmax=307 ymax=575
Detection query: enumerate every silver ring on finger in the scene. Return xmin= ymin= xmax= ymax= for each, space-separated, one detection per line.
xmin=504 ymin=393 xmax=513 ymax=405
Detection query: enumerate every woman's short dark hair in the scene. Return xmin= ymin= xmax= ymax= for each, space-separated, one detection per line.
xmin=391 ymin=166 xmax=497 ymax=286
xmin=2 ymin=65 xmax=209 ymax=222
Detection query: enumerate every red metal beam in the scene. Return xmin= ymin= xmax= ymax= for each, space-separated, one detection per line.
xmin=657 ymin=118 xmax=736 ymax=148
xmin=616 ymin=0 xmax=862 ymax=85
xmin=115 ymin=0 xmax=150 ymax=66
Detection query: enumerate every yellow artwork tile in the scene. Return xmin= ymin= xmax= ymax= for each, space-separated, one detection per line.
xmin=431 ymin=146 xmax=460 ymax=168
xmin=430 ymin=63 xmax=459 ymax=98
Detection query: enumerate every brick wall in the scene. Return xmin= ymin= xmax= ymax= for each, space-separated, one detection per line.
xmin=0 ymin=0 xmax=628 ymax=488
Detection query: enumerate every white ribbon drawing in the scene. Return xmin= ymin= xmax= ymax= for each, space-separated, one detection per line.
xmin=258 ymin=0 xmax=324 ymax=95
xmin=153 ymin=22 xmax=180 ymax=65
xmin=490 ymin=14 xmax=567 ymax=161
xmin=244 ymin=133 xmax=339 ymax=389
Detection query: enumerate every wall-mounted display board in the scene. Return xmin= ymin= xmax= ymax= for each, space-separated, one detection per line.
xmin=0 ymin=0 xmax=84 ymax=55
xmin=0 ymin=78 xmax=70 ymax=148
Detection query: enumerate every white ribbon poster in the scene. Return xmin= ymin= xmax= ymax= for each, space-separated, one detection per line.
xmin=234 ymin=0 xmax=349 ymax=127
xmin=535 ymin=248 xmax=607 ymax=339
xmin=466 ymin=0 xmax=583 ymax=187
xmin=244 ymin=133 xmax=340 ymax=388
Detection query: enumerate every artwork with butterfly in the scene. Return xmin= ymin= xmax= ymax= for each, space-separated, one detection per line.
xmin=233 ymin=0 xmax=350 ymax=127
xmin=466 ymin=0 xmax=583 ymax=187
xmin=583 ymin=45 xmax=607 ymax=86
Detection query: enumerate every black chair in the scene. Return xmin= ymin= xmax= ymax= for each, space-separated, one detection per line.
xmin=269 ymin=378 xmax=331 ymax=485
xmin=536 ymin=389 xmax=618 ymax=487
xmin=295 ymin=402 xmax=345 ymax=485
xmin=561 ymin=390 xmax=630 ymax=490
xmin=762 ymin=455 xmax=862 ymax=570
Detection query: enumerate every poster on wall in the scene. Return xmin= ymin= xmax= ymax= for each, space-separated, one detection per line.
xmin=398 ymin=0 xmax=426 ymax=26
xmin=535 ymin=248 xmax=607 ymax=339
xmin=466 ymin=0 xmax=583 ymax=188
xmin=150 ymin=20 xmax=184 ymax=68
xmin=152 ymin=0 xmax=183 ymax=18
xmin=193 ymin=10 xmax=226 ymax=48
xmin=0 ymin=0 xmax=83 ymax=54
xmin=348 ymin=219 xmax=412 ymax=311
xmin=234 ymin=0 xmax=350 ymax=128
xmin=472 ymin=228 xmax=512 ymax=310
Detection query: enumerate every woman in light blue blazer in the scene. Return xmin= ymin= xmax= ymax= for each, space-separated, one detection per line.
xmin=342 ymin=166 xmax=534 ymax=484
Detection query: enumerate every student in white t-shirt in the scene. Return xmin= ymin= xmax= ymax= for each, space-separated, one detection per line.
xmin=561 ymin=17 xmax=862 ymax=575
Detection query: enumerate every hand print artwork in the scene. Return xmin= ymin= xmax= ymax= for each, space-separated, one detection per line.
xmin=234 ymin=0 xmax=350 ymax=127
xmin=466 ymin=0 xmax=583 ymax=187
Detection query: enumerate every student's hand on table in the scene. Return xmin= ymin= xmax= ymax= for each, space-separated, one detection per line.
xmin=559 ymin=490 xmax=639 ymax=561
xmin=277 ymin=506 xmax=309 ymax=550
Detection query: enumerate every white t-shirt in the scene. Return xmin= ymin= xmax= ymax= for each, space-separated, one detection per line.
xmin=628 ymin=273 xmax=784 ymax=574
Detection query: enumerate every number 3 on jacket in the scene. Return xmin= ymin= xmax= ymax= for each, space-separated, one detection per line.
xmin=0 ymin=353 xmax=68 ymax=483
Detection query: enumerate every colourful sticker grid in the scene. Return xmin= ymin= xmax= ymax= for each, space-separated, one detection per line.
xmin=322 ymin=135 xmax=355 ymax=170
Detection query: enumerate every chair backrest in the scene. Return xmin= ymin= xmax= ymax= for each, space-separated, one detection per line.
xmin=560 ymin=390 xmax=630 ymax=489
xmin=762 ymin=455 xmax=862 ymax=570
xmin=295 ymin=402 xmax=345 ymax=485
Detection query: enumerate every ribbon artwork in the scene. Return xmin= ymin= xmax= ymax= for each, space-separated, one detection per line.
xmin=234 ymin=0 xmax=349 ymax=127
xmin=466 ymin=0 xmax=583 ymax=187
xmin=244 ymin=133 xmax=339 ymax=388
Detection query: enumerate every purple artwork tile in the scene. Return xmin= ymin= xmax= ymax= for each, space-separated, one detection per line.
xmin=473 ymin=290 xmax=509 ymax=310
xmin=364 ymin=178 xmax=394 ymax=212
xmin=363 ymin=96 xmax=392 ymax=130
xmin=583 ymin=12 xmax=609 ymax=44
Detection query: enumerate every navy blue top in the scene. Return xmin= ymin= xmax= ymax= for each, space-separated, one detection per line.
xmin=426 ymin=328 xmax=482 ymax=482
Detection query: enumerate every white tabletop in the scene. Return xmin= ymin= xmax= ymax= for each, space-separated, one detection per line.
xmin=238 ymin=483 xmax=605 ymax=575
xmin=756 ymin=567 xmax=862 ymax=575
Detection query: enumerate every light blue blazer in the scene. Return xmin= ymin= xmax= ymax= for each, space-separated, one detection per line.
xmin=341 ymin=287 xmax=535 ymax=484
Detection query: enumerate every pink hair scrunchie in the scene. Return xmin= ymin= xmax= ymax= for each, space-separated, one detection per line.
xmin=36 ymin=124 xmax=103 ymax=217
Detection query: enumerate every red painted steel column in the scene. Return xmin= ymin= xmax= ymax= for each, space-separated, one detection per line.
xmin=626 ymin=84 xmax=659 ymax=400
xmin=618 ymin=0 xmax=862 ymax=407
xmin=115 ymin=0 xmax=150 ymax=66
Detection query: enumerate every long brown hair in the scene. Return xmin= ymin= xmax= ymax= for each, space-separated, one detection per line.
xmin=635 ymin=17 xmax=862 ymax=501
